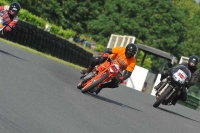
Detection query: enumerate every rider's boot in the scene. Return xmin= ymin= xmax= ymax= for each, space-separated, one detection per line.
xmin=89 ymin=86 xmax=103 ymax=95
xmin=171 ymin=96 xmax=179 ymax=105
xmin=91 ymin=84 xmax=106 ymax=95
xmin=95 ymin=87 xmax=103 ymax=95
xmin=94 ymin=83 xmax=110 ymax=95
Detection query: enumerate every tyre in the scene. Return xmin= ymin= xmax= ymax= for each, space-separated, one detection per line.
xmin=81 ymin=72 xmax=109 ymax=93
xmin=77 ymin=81 xmax=83 ymax=89
xmin=77 ymin=72 xmax=95 ymax=89
xmin=153 ymin=86 xmax=173 ymax=108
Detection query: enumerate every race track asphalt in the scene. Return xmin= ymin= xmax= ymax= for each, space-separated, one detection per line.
xmin=0 ymin=41 xmax=200 ymax=133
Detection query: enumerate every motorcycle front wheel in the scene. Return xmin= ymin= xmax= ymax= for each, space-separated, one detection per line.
xmin=77 ymin=81 xmax=84 ymax=89
xmin=153 ymin=86 xmax=173 ymax=108
xmin=81 ymin=72 xmax=109 ymax=93
xmin=77 ymin=72 xmax=95 ymax=89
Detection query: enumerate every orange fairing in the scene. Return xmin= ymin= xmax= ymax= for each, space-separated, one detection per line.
xmin=102 ymin=53 xmax=110 ymax=58
xmin=97 ymin=60 xmax=111 ymax=72
xmin=82 ymin=59 xmax=120 ymax=89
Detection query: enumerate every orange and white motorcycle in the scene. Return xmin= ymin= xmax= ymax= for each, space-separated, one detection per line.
xmin=77 ymin=55 xmax=121 ymax=94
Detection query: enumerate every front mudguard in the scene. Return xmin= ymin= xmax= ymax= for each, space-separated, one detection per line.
xmin=77 ymin=72 xmax=95 ymax=89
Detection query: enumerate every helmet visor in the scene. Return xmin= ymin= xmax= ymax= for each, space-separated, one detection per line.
xmin=189 ymin=60 xmax=197 ymax=66
xmin=9 ymin=9 xmax=17 ymax=15
xmin=126 ymin=51 xmax=135 ymax=58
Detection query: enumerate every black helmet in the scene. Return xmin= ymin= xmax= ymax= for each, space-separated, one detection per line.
xmin=188 ymin=55 xmax=199 ymax=69
xmin=9 ymin=2 xmax=21 ymax=17
xmin=125 ymin=43 xmax=137 ymax=58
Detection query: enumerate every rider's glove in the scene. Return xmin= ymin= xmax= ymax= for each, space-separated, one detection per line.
xmin=99 ymin=53 xmax=110 ymax=63
xmin=101 ymin=53 xmax=109 ymax=58
xmin=119 ymin=76 xmax=124 ymax=83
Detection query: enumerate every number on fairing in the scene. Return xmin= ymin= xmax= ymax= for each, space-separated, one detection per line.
xmin=173 ymin=69 xmax=187 ymax=83
xmin=110 ymin=64 xmax=119 ymax=73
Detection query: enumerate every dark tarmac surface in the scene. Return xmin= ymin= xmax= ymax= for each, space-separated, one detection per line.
xmin=0 ymin=41 xmax=199 ymax=133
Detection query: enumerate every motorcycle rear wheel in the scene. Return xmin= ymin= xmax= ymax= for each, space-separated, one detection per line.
xmin=153 ymin=86 xmax=173 ymax=108
xmin=81 ymin=72 xmax=109 ymax=93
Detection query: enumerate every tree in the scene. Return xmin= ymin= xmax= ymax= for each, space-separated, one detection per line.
xmin=175 ymin=0 xmax=200 ymax=58
xmin=18 ymin=0 xmax=66 ymax=27
xmin=15 ymin=0 xmax=189 ymax=71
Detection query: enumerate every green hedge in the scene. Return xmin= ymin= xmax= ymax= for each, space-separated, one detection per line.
xmin=178 ymin=94 xmax=200 ymax=110
xmin=19 ymin=9 xmax=76 ymax=40
xmin=0 ymin=0 xmax=7 ymax=5
xmin=0 ymin=0 xmax=105 ymax=52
